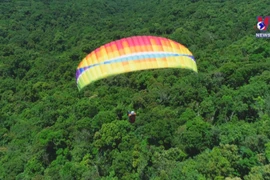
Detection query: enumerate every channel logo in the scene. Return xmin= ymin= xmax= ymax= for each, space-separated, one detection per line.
xmin=256 ymin=16 xmax=270 ymax=38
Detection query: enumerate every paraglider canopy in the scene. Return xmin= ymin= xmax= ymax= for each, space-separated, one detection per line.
xmin=76 ymin=35 xmax=197 ymax=91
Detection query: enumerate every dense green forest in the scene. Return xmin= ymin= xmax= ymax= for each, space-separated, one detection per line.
xmin=1 ymin=0 xmax=270 ymax=179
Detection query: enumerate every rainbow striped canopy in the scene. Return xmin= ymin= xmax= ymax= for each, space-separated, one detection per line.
xmin=76 ymin=35 xmax=197 ymax=90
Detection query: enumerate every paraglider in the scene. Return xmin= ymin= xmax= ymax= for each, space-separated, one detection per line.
xmin=76 ymin=35 xmax=197 ymax=91
xmin=127 ymin=110 xmax=136 ymax=123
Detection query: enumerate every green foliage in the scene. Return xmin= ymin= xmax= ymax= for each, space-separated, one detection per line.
xmin=1 ymin=0 xmax=270 ymax=179
xmin=244 ymin=164 xmax=270 ymax=180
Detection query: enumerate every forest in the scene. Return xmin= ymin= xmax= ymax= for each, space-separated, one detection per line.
xmin=0 ymin=0 xmax=270 ymax=179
